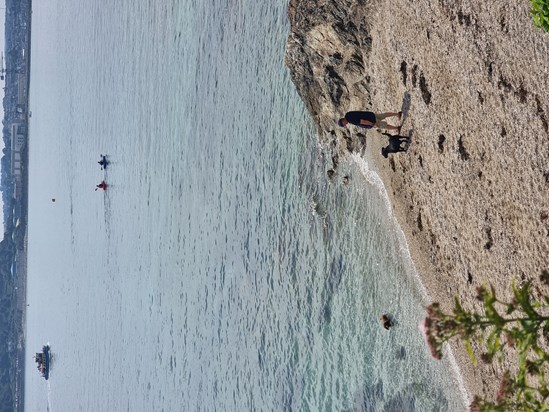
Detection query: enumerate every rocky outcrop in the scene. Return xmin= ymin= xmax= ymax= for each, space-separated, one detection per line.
xmin=285 ymin=0 xmax=374 ymax=158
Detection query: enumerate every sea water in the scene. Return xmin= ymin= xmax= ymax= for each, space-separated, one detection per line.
xmin=24 ymin=0 xmax=467 ymax=411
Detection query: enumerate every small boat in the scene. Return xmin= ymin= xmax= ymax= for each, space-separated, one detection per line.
xmin=34 ymin=344 xmax=50 ymax=380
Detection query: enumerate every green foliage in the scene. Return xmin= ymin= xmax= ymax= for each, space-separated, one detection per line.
xmin=422 ymin=280 xmax=549 ymax=411
xmin=530 ymin=0 xmax=549 ymax=32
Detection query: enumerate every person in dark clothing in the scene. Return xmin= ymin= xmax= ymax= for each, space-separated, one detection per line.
xmin=380 ymin=132 xmax=410 ymax=158
xmin=338 ymin=111 xmax=401 ymax=131
xmin=98 ymin=154 xmax=108 ymax=170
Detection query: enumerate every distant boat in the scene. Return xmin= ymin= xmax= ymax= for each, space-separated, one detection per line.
xmin=34 ymin=344 xmax=50 ymax=380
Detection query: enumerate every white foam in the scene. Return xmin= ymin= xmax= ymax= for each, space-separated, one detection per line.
xmin=46 ymin=380 xmax=52 ymax=411
xmin=349 ymin=152 xmax=471 ymax=407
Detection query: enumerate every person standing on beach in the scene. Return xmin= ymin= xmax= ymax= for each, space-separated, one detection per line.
xmin=338 ymin=111 xmax=402 ymax=131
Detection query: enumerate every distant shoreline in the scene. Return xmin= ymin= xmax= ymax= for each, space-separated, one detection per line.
xmin=9 ymin=0 xmax=33 ymax=410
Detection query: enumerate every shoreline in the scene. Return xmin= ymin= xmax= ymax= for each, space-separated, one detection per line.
xmin=286 ymin=0 xmax=549 ymax=404
xmin=351 ymin=151 xmax=471 ymax=407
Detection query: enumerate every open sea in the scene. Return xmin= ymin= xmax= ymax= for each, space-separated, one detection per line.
xmin=24 ymin=0 xmax=467 ymax=411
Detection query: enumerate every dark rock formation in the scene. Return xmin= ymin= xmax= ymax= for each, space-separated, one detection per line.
xmin=285 ymin=0 xmax=373 ymax=160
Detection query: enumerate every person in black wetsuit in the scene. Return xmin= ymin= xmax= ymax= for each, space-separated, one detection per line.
xmin=98 ymin=154 xmax=108 ymax=170
xmin=338 ymin=111 xmax=402 ymax=131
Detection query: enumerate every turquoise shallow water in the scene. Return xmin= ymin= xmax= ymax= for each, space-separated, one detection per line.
xmin=25 ymin=0 xmax=466 ymax=411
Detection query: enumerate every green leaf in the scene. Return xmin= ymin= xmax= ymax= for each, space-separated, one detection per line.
xmin=486 ymin=329 xmax=501 ymax=354
xmin=464 ymin=338 xmax=477 ymax=366
xmin=513 ymin=282 xmax=540 ymax=318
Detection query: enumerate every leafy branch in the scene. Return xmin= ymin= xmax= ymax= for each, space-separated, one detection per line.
xmin=421 ymin=274 xmax=549 ymax=411
xmin=530 ymin=0 xmax=549 ymax=32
